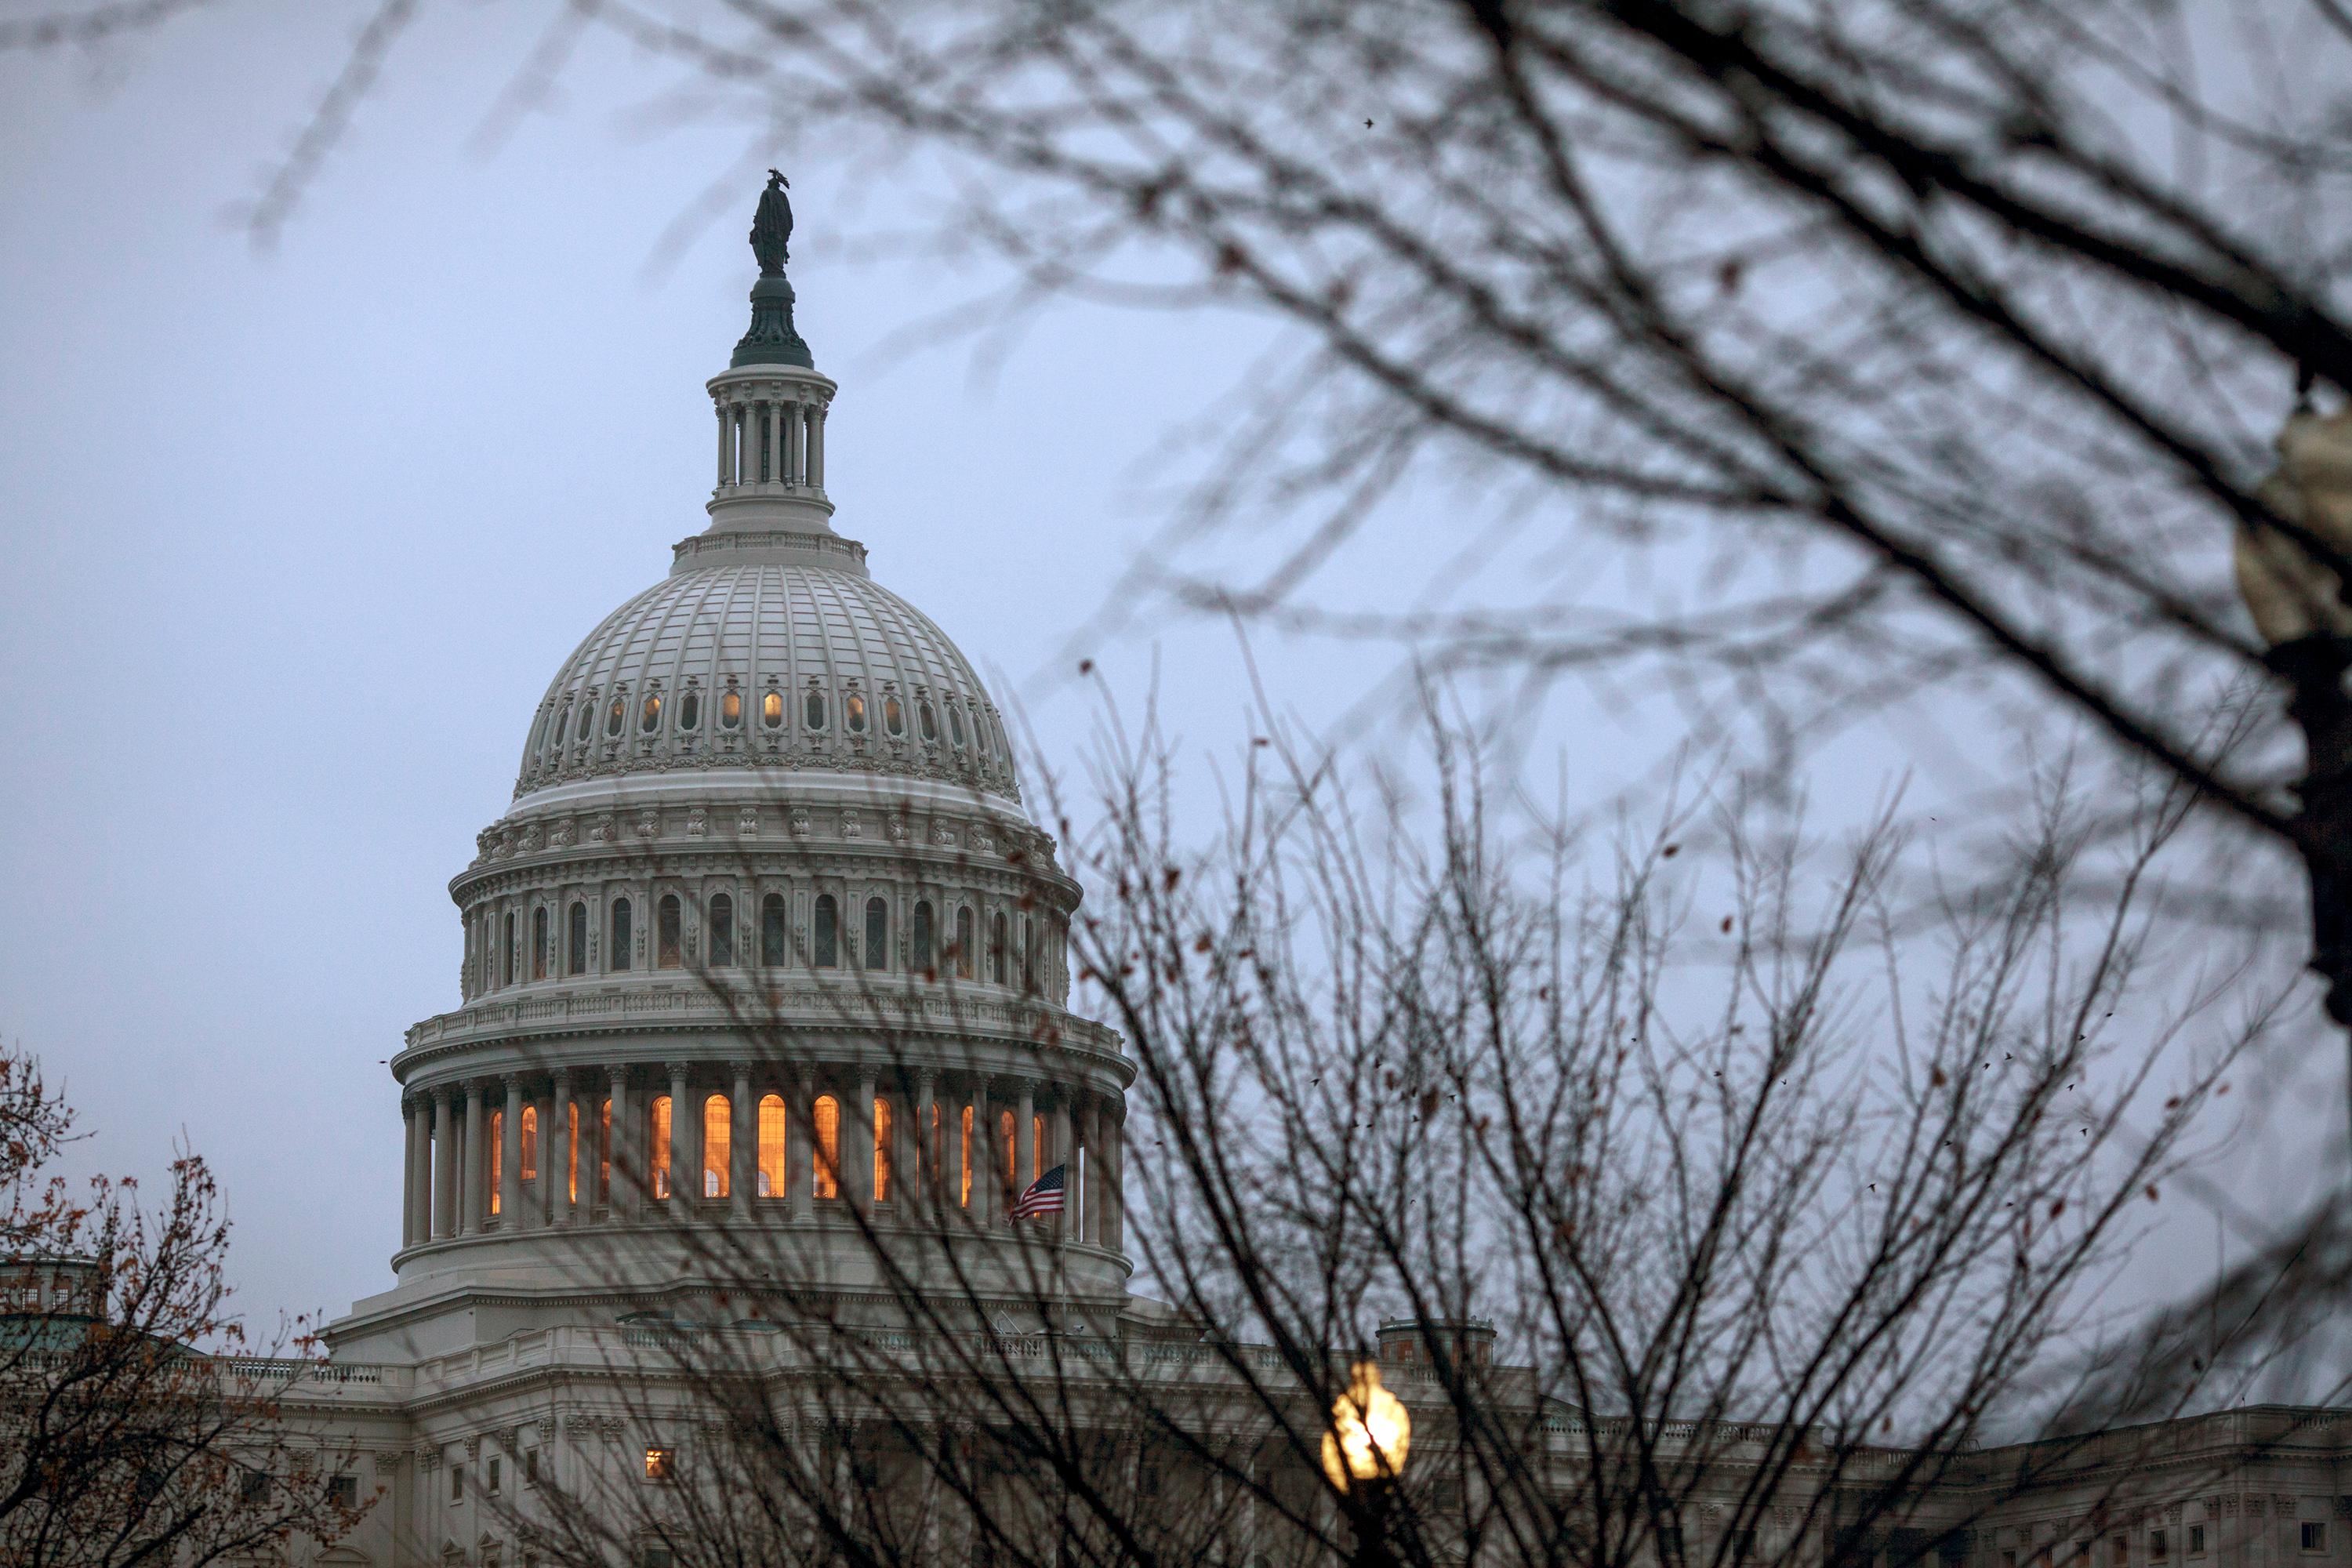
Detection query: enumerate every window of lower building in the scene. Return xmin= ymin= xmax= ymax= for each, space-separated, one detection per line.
xmin=760 ymin=892 xmax=787 ymax=966
xmin=873 ymin=1097 xmax=893 ymax=1203
xmin=2303 ymin=1526 xmax=2327 ymax=1555
xmin=644 ymin=1447 xmax=675 ymax=1483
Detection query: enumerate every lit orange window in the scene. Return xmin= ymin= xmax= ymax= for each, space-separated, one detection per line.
xmin=488 ymin=1109 xmax=504 ymax=1215
xmin=873 ymin=1098 xmax=892 ymax=1204
xmin=703 ymin=1095 xmax=730 ymax=1200
xmin=650 ymin=1096 xmax=672 ymax=1201
xmin=1000 ymin=1109 xmax=1016 ymax=1203
xmin=644 ymin=1446 xmax=674 ymax=1483
xmin=520 ymin=1106 xmax=538 ymax=1184
xmin=1033 ymin=1112 xmax=1045 ymax=1183
xmin=567 ymin=1102 xmax=579 ymax=1204
xmin=960 ymin=1105 xmax=973 ymax=1207
xmin=812 ymin=1095 xmax=840 ymax=1200
xmin=599 ymin=1098 xmax=612 ymax=1200
xmin=762 ymin=689 xmax=783 ymax=728
xmin=720 ymin=688 xmax=742 ymax=729
xmin=757 ymin=1094 xmax=786 ymax=1198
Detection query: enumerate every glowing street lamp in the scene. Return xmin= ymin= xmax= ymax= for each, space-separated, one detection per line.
xmin=1323 ymin=1360 xmax=1413 ymax=1568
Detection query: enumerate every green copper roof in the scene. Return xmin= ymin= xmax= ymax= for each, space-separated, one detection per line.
xmin=732 ymin=274 xmax=814 ymax=368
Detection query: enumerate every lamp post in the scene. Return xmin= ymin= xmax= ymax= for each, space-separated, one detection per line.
xmin=1322 ymin=1360 xmax=1413 ymax=1568
xmin=2237 ymin=397 xmax=2352 ymax=1025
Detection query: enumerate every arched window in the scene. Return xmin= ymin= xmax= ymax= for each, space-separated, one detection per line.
xmin=757 ymin=1094 xmax=786 ymax=1198
xmin=1021 ymin=915 xmax=1037 ymax=993
xmin=649 ymin=1096 xmax=672 ymax=1201
xmin=502 ymin=912 xmax=517 ymax=987
xmin=550 ymin=703 xmax=572 ymax=755
xmin=912 ymin=902 xmax=935 ymax=975
xmin=610 ymin=898 xmax=633 ymax=971
xmin=884 ymin=695 xmax=905 ymax=736
xmin=575 ymin=701 xmax=594 ymax=741
xmin=989 ymin=913 xmax=1008 ymax=985
xmin=762 ymin=689 xmax=784 ymax=729
xmin=813 ymin=895 xmax=839 ymax=968
xmin=760 ymin=893 xmax=787 ymax=966
xmin=657 ymin=895 xmax=683 ymax=970
xmin=489 ymin=1109 xmax=504 ymax=1216
xmin=605 ymin=696 xmax=626 ymax=737
xmin=520 ymin=1106 xmax=539 ymax=1184
xmin=703 ymin=1095 xmax=730 ymax=1200
xmin=804 ymin=688 xmax=828 ymax=731
xmin=955 ymin=907 xmax=975 ymax=979
xmin=598 ymin=1098 xmax=612 ymax=1203
xmin=960 ymin=1105 xmax=974 ymax=1208
xmin=844 ymin=691 xmax=868 ymax=733
xmin=977 ymin=711 xmax=993 ymax=756
xmin=720 ymin=688 xmax=742 ymax=729
xmin=640 ymin=694 xmax=662 ymax=734
xmin=568 ymin=902 xmax=588 ymax=975
xmin=679 ymin=690 xmax=701 ymax=731
xmin=918 ymin=700 xmax=938 ymax=742
xmin=873 ymin=1098 xmax=893 ymax=1203
xmin=812 ymin=1095 xmax=840 ymax=1200
xmin=708 ymin=894 xmax=735 ymax=967
xmin=863 ymin=897 xmax=888 ymax=971
xmin=531 ymin=907 xmax=549 ymax=981
xmin=948 ymin=703 xmax=967 ymax=746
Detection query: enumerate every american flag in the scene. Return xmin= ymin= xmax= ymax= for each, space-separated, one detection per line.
xmin=1011 ymin=1163 xmax=1067 ymax=1218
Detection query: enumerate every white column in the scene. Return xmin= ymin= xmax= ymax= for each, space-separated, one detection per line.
xmin=810 ymin=404 xmax=826 ymax=489
xmin=500 ymin=1077 xmax=524 ymax=1229
xmin=551 ymin=1073 xmax=574 ymax=1227
xmin=767 ymin=401 xmax=784 ymax=485
xmin=915 ymin=1070 xmax=937 ymax=1220
xmin=669 ymin=1063 xmax=694 ymax=1218
xmin=731 ymin=1065 xmax=753 ymax=1220
xmin=854 ymin=1065 xmax=877 ymax=1216
xmin=433 ymin=1090 xmax=456 ymax=1240
xmin=610 ymin=1065 xmax=637 ymax=1221
xmin=793 ymin=1069 xmax=815 ymax=1219
xmin=461 ymin=1082 xmax=488 ymax=1235
xmin=399 ymin=1098 xmax=419 ymax=1247
xmin=716 ymin=404 xmax=731 ymax=487
xmin=1015 ymin=1080 xmax=1036 ymax=1221
xmin=974 ymin=1078 xmax=995 ymax=1228
xmin=1050 ymin=1096 xmax=1072 ymax=1243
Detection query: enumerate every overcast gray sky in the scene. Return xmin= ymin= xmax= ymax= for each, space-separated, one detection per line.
xmin=1 ymin=1 xmax=2333 ymax=1356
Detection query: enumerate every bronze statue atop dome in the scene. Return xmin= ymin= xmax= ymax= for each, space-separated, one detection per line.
xmin=751 ymin=169 xmax=793 ymax=274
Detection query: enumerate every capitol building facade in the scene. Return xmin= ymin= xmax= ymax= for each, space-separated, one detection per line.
xmin=256 ymin=190 xmax=2352 ymax=1568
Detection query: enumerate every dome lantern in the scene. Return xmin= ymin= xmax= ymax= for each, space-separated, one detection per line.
xmin=705 ymin=172 xmax=838 ymax=543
